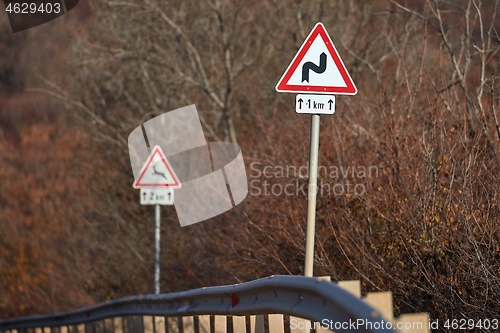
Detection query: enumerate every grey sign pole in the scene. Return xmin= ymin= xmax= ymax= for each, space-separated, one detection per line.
xmin=134 ymin=145 xmax=179 ymax=295
xmin=154 ymin=204 xmax=161 ymax=294
xmin=304 ymin=114 xmax=321 ymax=277
xmin=275 ymin=23 xmax=357 ymax=278
xmin=276 ymin=22 xmax=358 ymax=276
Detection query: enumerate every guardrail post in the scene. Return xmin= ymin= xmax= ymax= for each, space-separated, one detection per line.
xmin=198 ymin=316 xmax=210 ymax=333
xmin=249 ymin=316 xmax=264 ymax=333
xmin=112 ymin=318 xmax=122 ymax=333
xmin=97 ymin=320 xmax=106 ymax=333
xmin=137 ymin=316 xmax=144 ymax=333
xmin=167 ymin=317 xmax=178 ymax=333
xmin=182 ymin=317 xmax=194 ymax=333
xmin=232 ymin=316 xmax=245 ymax=333
xmin=102 ymin=318 xmax=113 ymax=333
xmin=337 ymin=280 xmax=361 ymax=298
xmin=268 ymin=315 xmax=284 ymax=333
xmin=153 ymin=317 xmax=165 ymax=333
xmin=364 ymin=292 xmax=394 ymax=322
xmin=214 ymin=316 xmax=226 ymax=333
xmin=143 ymin=317 xmax=153 ymax=333
xmin=84 ymin=322 xmax=93 ymax=333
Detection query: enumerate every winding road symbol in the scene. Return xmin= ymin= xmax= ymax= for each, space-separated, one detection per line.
xmin=302 ymin=52 xmax=327 ymax=83
xmin=275 ymin=22 xmax=358 ymax=95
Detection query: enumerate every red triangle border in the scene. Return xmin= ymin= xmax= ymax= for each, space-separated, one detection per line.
xmin=133 ymin=145 xmax=182 ymax=189
xmin=276 ymin=22 xmax=357 ymax=95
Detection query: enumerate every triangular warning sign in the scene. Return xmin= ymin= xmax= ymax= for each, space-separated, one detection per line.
xmin=276 ymin=22 xmax=357 ymax=95
xmin=133 ymin=145 xmax=181 ymax=189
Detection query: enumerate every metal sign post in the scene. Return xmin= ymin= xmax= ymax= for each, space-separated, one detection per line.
xmin=304 ymin=114 xmax=321 ymax=277
xmin=134 ymin=145 xmax=181 ymax=294
xmin=154 ymin=204 xmax=161 ymax=294
xmin=141 ymin=188 xmax=174 ymax=294
xmin=275 ymin=22 xmax=357 ymax=277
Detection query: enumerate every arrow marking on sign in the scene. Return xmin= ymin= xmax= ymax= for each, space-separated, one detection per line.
xmin=302 ymin=52 xmax=327 ymax=83
xmin=328 ymin=99 xmax=334 ymax=110
xmin=298 ymin=98 xmax=303 ymax=109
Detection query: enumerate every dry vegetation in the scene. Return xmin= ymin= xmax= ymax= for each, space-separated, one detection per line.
xmin=1 ymin=0 xmax=500 ymax=331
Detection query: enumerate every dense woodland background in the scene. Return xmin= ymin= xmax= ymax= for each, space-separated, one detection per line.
xmin=1 ymin=0 xmax=500 ymax=331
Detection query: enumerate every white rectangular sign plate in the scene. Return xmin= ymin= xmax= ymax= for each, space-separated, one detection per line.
xmin=140 ymin=188 xmax=174 ymax=205
xmin=295 ymin=94 xmax=335 ymax=114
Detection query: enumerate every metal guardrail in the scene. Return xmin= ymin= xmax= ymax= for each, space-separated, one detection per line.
xmin=0 ymin=275 xmax=397 ymax=333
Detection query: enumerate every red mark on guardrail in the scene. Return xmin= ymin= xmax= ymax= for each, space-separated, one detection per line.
xmin=231 ymin=293 xmax=240 ymax=307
